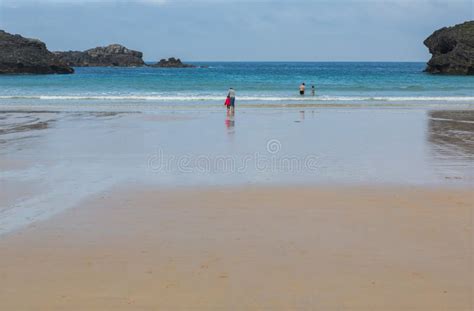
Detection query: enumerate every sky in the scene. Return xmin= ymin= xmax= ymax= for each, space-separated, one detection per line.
xmin=0 ymin=0 xmax=472 ymax=61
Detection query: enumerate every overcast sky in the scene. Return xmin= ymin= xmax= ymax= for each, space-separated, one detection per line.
xmin=0 ymin=0 xmax=472 ymax=61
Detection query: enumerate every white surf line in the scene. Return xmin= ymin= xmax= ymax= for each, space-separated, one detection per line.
xmin=1 ymin=95 xmax=474 ymax=101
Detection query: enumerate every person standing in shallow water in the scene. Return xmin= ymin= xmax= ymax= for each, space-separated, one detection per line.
xmin=228 ymin=88 xmax=236 ymax=113
xmin=311 ymin=85 xmax=315 ymax=96
xmin=299 ymin=83 xmax=305 ymax=95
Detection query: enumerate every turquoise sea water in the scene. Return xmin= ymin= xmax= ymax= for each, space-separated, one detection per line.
xmin=0 ymin=62 xmax=473 ymax=108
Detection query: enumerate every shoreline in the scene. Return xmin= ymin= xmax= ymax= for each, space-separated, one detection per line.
xmin=0 ymin=102 xmax=473 ymax=118
xmin=1 ymin=184 xmax=472 ymax=309
xmin=1 ymin=98 xmax=474 ymax=110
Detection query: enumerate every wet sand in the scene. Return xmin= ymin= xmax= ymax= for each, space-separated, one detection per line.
xmin=0 ymin=186 xmax=472 ymax=310
xmin=1 ymin=108 xmax=473 ymax=309
xmin=1 ymin=108 xmax=474 ymax=233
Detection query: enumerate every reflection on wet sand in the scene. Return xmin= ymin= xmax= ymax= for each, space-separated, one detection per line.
xmin=295 ymin=110 xmax=318 ymax=123
xmin=69 ymin=111 xmax=127 ymax=121
xmin=428 ymin=110 xmax=474 ymax=180
xmin=0 ymin=115 xmax=51 ymax=136
xmin=0 ymin=113 xmax=56 ymax=146
xmin=299 ymin=110 xmax=305 ymax=121
xmin=0 ymin=111 xmax=127 ymax=146
xmin=225 ymin=111 xmax=235 ymax=134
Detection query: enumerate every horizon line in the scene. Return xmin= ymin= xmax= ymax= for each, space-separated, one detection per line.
xmin=144 ymin=60 xmax=428 ymax=63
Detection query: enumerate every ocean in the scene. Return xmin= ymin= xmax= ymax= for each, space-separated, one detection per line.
xmin=0 ymin=62 xmax=473 ymax=109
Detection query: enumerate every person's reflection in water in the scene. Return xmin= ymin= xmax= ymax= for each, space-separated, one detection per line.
xmin=225 ymin=110 xmax=235 ymax=135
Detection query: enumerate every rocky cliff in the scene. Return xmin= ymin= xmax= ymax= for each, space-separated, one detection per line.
xmin=55 ymin=44 xmax=145 ymax=67
xmin=0 ymin=30 xmax=73 ymax=74
xmin=151 ymin=57 xmax=195 ymax=68
xmin=424 ymin=21 xmax=474 ymax=75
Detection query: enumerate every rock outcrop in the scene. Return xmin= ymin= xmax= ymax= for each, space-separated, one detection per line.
xmin=424 ymin=21 xmax=474 ymax=75
xmin=151 ymin=57 xmax=195 ymax=68
xmin=55 ymin=44 xmax=145 ymax=67
xmin=0 ymin=30 xmax=73 ymax=74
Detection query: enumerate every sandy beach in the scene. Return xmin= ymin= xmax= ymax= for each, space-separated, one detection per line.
xmin=1 ymin=107 xmax=473 ymax=309
xmin=0 ymin=185 xmax=472 ymax=310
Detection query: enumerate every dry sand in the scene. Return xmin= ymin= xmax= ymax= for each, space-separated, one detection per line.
xmin=0 ymin=186 xmax=473 ymax=310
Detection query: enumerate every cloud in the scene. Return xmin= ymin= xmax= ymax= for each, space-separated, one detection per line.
xmin=1 ymin=0 xmax=471 ymax=61
xmin=2 ymin=0 xmax=168 ymax=5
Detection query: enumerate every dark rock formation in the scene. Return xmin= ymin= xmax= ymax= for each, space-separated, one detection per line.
xmin=55 ymin=44 xmax=145 ymax=67
xmin=0 ymin=30 xmax=73 ymax=74
xmin=424 ymin=21 xmax=474 ymax=75
xmin=151 ymin=57 xmax=195 ymax=68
